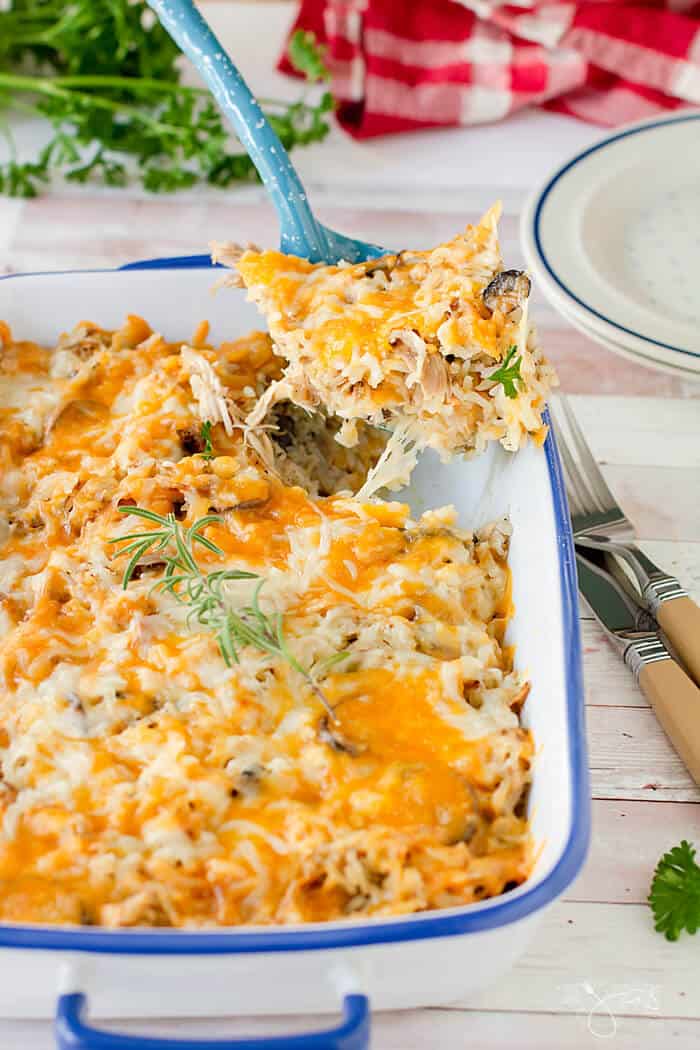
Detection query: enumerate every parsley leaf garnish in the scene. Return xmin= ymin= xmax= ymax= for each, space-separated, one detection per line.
xmin=110 ymin=507 xmax=338 ymax=718
xmin=649 ymin=840 xmax=700 ymax=941
xmin=200 ymin=420 xmax=214 ymax=461
xmin=0 ymin=4 xmax=333 ymax=196
xmin=288 ymin=29 xmax=330 ymax=83
xmin=488 ymin=345 xmax=523 ymax=399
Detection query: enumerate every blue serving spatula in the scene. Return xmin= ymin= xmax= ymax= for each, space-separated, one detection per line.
xmin=147 ymin=0 xmax=385 ymax=265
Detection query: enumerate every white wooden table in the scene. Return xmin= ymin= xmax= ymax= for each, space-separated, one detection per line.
xmin=0 ymin=4 xmax=699 ymax=1046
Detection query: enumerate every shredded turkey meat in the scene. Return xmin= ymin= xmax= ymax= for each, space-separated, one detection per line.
xmin=214 ymin=204 xmax=557 ymax=491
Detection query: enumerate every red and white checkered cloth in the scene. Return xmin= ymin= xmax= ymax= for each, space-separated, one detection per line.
xmin=279 ymin=0 xmax=700 ymax=137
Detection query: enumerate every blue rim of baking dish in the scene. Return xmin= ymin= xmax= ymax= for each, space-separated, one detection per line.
xmin=530 ymin=110 xmax=700 ymax=360
xmin=0 ymin=256 xmax=590 ymax=952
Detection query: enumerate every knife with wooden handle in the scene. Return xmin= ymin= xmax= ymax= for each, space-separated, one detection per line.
xmin=576 ymin=550 xmax=700 ymax=786
xmin=639 ymin=659 xmax=700 ymax=785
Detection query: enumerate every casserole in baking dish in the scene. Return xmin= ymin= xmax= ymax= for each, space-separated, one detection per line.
xmin=0 ymin=258 xmax=589 ymax=1049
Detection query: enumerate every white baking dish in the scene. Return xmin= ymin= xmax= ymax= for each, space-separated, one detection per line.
xmin=0 ymin=258 xmax=589 ymax=1050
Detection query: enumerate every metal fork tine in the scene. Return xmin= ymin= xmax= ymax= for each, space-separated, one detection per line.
xmin=558 ymin=394 xmax=617 ymax=514
xmin=555 ymin=429 xmax=587 ymax=517
xmin=550 ymin=396 xmax=685 ymax=634
xmin=549 ymin=396 xmax=637 ymax=548
xmin=550 ymin=397 xmax=596 ymax=517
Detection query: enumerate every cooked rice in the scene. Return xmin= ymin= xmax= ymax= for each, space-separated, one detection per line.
xmin=215 ymin=205 xmax=557 ymax=479
xmin=0 ymin=315 xmax=533 ymax=927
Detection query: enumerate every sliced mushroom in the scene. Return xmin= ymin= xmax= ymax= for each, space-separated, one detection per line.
xmin=509 ymin=681 xmax=531 ymax=716
xmin=67 ymin=692 xmax=85 ymax=714
xmin=449 ymin=814 xmax=480 ymax=845
xmin=360 ymin=249 xmax=423 ymax=280
xmin=270 ymin=411 xmax=296 ymax=450
xmin=318 ymin=715 xmax=365 ymax=756
xmin=360 ymin=257 xmax=395 ymax=279
xmin=231 ymin=497 xmax=269 ymax=512
xmin=228 ymin=762 xmax=266 ymax=798
xmin=178 ymin=426 xmax=205 ymax=455
xmin=207 ymin=496 xmax=270 ymax=515
xmin=129 ymin=559 xmax=167 ymax=581
xmin=482 ymin=270 xmax=531 ymax=318
xmin=79 ymin=903 xmax=97 ymax=926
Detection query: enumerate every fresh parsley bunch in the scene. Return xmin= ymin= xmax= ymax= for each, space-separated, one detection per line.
xmin=649 ymin=840 xmax=700 ymax=941
xmin=0 ymin=1 xmax=333 ymax=197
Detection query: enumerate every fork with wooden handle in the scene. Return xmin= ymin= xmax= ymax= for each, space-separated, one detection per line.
xmin=550 ymin=394 xmax=700 ymax=687
xmin=655 ymin=596 xmax=700 ymax=689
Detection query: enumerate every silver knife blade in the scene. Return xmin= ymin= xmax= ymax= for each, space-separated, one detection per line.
xmin=576 ymin=549 xmax=670 ymax=677
xmin=576 ymin=544 xmax=656 ymax=632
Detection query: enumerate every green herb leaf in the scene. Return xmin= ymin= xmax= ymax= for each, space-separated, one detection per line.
xmin=489 ymin=345 xmax=523 ymax=399
xmin=200 ymin=420 xmax=214 ymax=460
xmin=313 ymin=651 xmax=351 ymax=677
xmin=288 ymin=29 xmax=330 ymax=83
xmin=0 ymin=1 xmax=333 ymax=197
xmin=0 ymin=0 xmax=180 ymax=80
xmin=0 ymin=156 xmax=48 ymax=197
xmin=112 ymin=506 xmax=339 ymax=718
xmin=649 ymin=840 xmax=700 ymax=941
xmin=66 ymin=150 xmax=127 ymax=187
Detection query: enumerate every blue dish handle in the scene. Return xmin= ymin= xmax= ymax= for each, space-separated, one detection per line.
xmin=55 ymin=992 xmax=370 ymax=1050
xmin=145 ymin=0 xmax=328 ymax=262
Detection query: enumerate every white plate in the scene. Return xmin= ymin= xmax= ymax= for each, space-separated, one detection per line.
xmin=533 ymin=256 xmax=700 ymax=378
xmin=521 ymin=110 xmax=700 ymax=373
xmin=554 ymin=293 xmax=700 ymax=382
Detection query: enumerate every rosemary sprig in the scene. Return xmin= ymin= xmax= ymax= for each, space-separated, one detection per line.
xmin=110 ymin=506 xmax=337 ymax=717
xmin=489 ymin=345 xmax=523 ymax=399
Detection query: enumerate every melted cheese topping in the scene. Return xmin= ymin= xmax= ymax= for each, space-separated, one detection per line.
xmin=217 ymin=205 xmax=556 ymax=469
xmin=0 ymin=317 xmax=532 ymax=927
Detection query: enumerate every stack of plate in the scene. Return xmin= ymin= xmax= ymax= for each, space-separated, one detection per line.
xmin=521 ymin=111 xmax=700 ymax=380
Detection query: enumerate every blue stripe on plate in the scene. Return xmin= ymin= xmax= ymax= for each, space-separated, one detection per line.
xmin=532 ymin=111 xmax=700 ymax=360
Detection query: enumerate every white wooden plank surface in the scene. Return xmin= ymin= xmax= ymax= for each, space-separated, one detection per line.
xmin=599 ymin=465 xmax=700 ymax=542
xmin=5 ymin=1009 xmax=700 ymax=1050
xmin=571 ymin=800 xmax=700 ymax=903
xmin=1 ymin=3 xmax=700 ymax=1046
xmin=587 ymin=707 xmax=700 ymax=802
xmin=459 ymin=901 xmax=700 ymax=1016
xmin=567 ymin=397 xmax=700 ymax=469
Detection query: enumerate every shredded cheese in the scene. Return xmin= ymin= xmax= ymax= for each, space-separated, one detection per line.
xmin=0 ymin=315 xmax=533 ymax=928
xmin=222 ymin=205 xmax=556 ymax=463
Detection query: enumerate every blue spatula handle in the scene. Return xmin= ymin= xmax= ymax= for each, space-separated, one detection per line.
xmin=146 ymin=0 xmax=328 ymax=261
